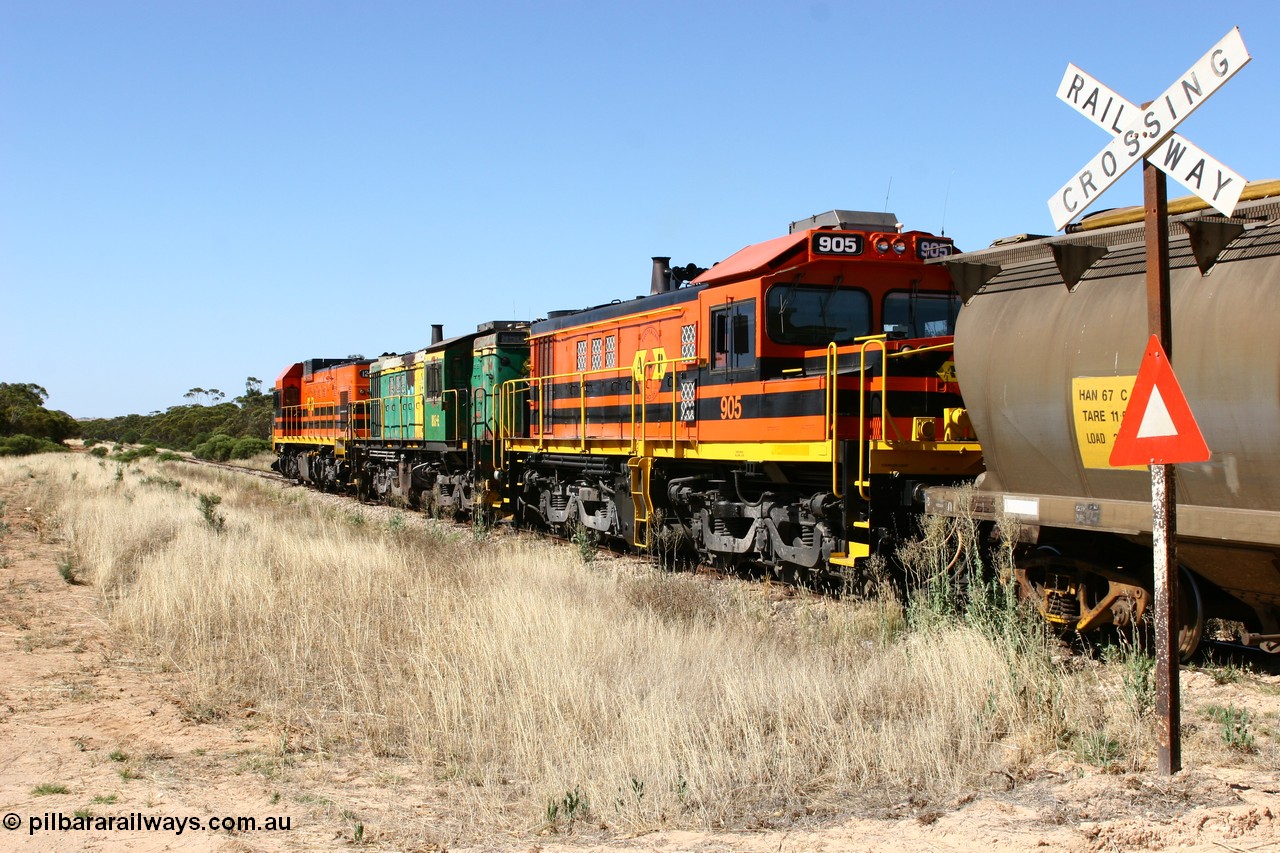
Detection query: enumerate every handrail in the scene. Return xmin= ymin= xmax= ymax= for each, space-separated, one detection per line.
xmin=641 ymin=352 xmax=700 ymax=447
xmin=275 ymin=402 xmax=372 ymax=441
xmin=498 ymin=376 xmax=546 ymax=458
xmin=442 ymin=388 xmax=462 ymax=444
xmin=496 ymin=353 xmax=699 ymax=462
xmin=279 ymin=391 xmax=477 ymax=445
xmin=827 ymin=342 xmax=839 ymax=498
xmin=885 ymin=342 xmax=955 ymax=359
xmin=368 ymin=393 xmax=418 ymax=440
xmin=856 ymin=338 xmax=889 ymax=502
xmin=348 ymin=399 xmax=370 ymax=441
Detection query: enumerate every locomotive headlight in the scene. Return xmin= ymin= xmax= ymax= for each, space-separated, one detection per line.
xmin=892 ymin=240 xmax=907 ymax=255
xmin=875 ymin=238 xmax=890 ymax=253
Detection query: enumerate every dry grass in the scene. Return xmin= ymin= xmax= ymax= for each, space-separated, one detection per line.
xmin=219 ymin=451 xmax=277 ymax=472
xmin=7 ymin=453 xmax=1267 ymax=842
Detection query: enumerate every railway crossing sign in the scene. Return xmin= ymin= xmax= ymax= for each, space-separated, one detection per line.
xmin=1109 ymin=336 xmax=1210 ymax=466
xmin=1048 ymin=27 xmax=1248 ymax=778
xmin=1048 ymin=27 xmax=1250 ymax=230
xmin=1055 ymin=62 xmax=1245 ymax=222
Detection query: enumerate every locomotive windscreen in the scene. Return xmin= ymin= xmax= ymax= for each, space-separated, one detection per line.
xmin=765 ymin=284 xmax=871 ymax=345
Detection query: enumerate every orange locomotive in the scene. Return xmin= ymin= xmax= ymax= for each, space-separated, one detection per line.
xmin=500 ymin=210 xmax=983 ymax=577
xmin=272 ymin=358 xmax=373 ymax=487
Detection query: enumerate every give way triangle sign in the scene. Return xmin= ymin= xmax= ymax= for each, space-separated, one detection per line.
xmin=1109 ymin=335 xmax=1211 ymax=466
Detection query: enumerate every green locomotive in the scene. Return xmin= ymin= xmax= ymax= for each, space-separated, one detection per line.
xmin=350 ymin=320 xmax=530 ymax=516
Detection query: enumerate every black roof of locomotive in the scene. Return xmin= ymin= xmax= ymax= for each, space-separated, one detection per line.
xmin=531 ymin=284 xmax=706 ymax=336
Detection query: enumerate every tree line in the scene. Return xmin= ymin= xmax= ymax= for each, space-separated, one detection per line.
xmin=79 ymin=377 xmax=273 ymax=459
xmin=0 ymin=383 xmax=80 ymax=456
xmin=1 ymin=378 xmax=273 ymax=460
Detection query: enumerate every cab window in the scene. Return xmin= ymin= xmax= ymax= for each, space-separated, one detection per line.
xmin=883 ymin=292 xmax=963 ymax=337
xmin=710 ymin=299 xmax=756 ymax=374
xmin=765 ymin=284 xmax=870 ymax=345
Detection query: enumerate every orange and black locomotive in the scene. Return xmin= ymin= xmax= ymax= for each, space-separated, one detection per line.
xmin=498 ymin=209 xmax=981 ymax=575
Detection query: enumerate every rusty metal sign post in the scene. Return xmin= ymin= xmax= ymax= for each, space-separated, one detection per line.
xmin=1144 ymin=163 xmax=1180 ymax=774
xmin=1048 ymin=29 xmax=1251 ymax=775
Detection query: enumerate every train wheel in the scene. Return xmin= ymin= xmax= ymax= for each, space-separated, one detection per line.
xmin=1176 ymin=566 xmax=1204 ymax=662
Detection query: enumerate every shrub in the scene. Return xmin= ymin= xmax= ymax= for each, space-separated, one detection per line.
xmin=192 ymin=433 xmax=265 ymax=462
xmin=0 ymin=434 xmax=69 ymax=457
xmin=197 ymin=493 xmax=226 ymax=532
xmin=113 ymin=444 xmax=158 ymax=463
xmin=229 ymin=436 xmax=270 ymax=459
xmin=193 ymin=434 xmax=238 ymax=462
xmin=1206 ymin=704 xmax=1257 ymax=752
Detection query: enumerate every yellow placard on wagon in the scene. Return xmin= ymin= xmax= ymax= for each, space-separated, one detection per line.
xmin=1071 ymin=375 xmax=1144 ymax=470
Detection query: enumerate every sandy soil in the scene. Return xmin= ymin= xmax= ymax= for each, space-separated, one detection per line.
xmin=1 ymin=478 xmax=1277 ymax=852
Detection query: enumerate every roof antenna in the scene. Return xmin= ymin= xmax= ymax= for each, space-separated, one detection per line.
xmin=940 ymin=170 xmax=955 ymax=236
xmin=883 ymin=176 xmax=893 ymax=213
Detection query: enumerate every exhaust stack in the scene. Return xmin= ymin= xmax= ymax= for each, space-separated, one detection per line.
xmin=431 ymin=324 xmax=444 ymax=344
xmin=650 ymin=257 xmax=672 ymax=295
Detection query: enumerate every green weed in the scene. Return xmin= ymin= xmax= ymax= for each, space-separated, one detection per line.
xmin=1075 ymin=730 xmax=1124 ymax=771
xmin=571 ymin=523 xmax=596 ymax=565
xmin=31 ymin=783 xmax=69 ymax=796
xmin=140 ymin=475 xmax=181 ymax=491
xmin=197 ymin=493 xmax=226 ymax=533
xmin=1205 ymin=704 xmax=1257 ymax=752
xmin=545 ymin=785 xmax=589 ymax=831
xmin=57 ymin=557 xmax=82 ymax=585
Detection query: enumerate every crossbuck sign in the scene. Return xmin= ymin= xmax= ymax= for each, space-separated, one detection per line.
xmin=1048 ymin=28 xmax=1250 ymax=230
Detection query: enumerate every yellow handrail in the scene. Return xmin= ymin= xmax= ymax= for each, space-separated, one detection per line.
xmin=442 ymin=388 xmax=462 ymax=444
xmin=857 ymin=338 xmax=889 ymax=502
xmin=496 ymin=352 xmax=699 ymax=461
xmin=886 ymin=342 xmax=955 ymax=359
xmin=277 ymin=403 xmax=375 ymax=440
xmin=348 ymin=399 xmax=370 ymax=441
xmin=638 ymin=352 xmax=700 ymax=447
xmin=827 ymin=342 xmax=839 ymax=498
xmin=368 ymin=393 xmax=419 ymax=440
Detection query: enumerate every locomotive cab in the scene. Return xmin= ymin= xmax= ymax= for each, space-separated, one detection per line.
xmin=694 ymin=211 xmax=962 ymax=382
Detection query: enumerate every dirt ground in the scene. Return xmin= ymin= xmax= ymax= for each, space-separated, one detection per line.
xmin=1 ymin=480 xmax=1278 ymax=852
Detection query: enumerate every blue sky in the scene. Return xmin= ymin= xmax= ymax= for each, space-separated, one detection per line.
xmin=3 ymin=1 xmax=1277 ymax=418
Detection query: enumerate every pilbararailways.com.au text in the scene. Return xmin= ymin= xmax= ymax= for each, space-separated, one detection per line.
xmin=4 ymin=811 xmax=292 ymax=836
